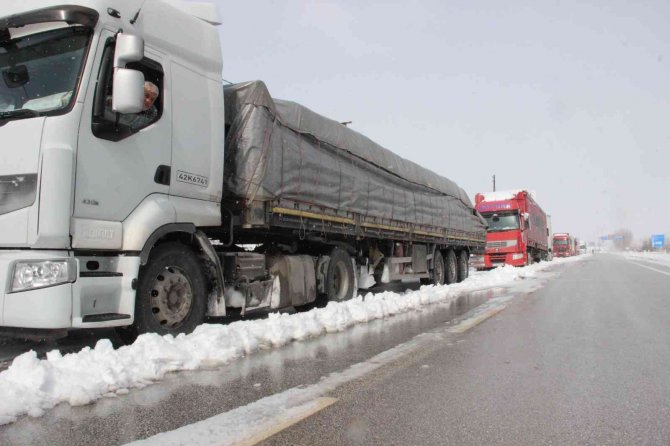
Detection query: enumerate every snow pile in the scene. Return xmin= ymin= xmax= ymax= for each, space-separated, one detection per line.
xmin=619 ymin=251 xmax=670 ymax=267
xmin=0 ymin=257 xmax=580 ymax=425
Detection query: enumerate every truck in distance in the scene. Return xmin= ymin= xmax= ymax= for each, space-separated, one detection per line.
xmin=474 ymin=190 xmax=550 ymax=268
xmin=0 ymin=0 xmax=486 ymax=341
xmin=552 ymin=233 xmax=574 ymax=257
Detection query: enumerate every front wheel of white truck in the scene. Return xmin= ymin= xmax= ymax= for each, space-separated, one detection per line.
xmin=117 ymin=242 xmax=207 ymax=344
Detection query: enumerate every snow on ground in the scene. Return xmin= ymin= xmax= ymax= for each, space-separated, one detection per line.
xmin=619 ymin=251 xmax=670 ymax=267
xmin=0 ymin=256 xmax=583 ymax=426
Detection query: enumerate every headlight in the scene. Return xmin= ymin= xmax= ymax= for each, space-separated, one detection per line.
xmin=0 ymin=174 xmax=38 ymax=215
xmin=512 ymin=253 xmax=525 ymax=260
xmin=10 ymin=259 xmax=76 ymax=293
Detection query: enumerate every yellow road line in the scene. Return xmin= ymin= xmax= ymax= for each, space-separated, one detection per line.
xmin=232 ymin=397 xmax=338 ymax=446
xmin=447 ymin=305 xmax=506 ymax=334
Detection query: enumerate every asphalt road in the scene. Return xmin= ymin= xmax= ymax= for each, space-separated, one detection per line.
xmin=264 ymin=254 xmax=670 ymax=445
xmin=0 ymin=276 xmax=508 ymax=445
xmin=3 ymin=254 xmax=668 ymax=445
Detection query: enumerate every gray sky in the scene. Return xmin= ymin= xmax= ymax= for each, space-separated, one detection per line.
xmin=213 ymin=0 xmax=670 ymax=243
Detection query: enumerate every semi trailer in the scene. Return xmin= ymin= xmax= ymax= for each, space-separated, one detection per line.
xmin=0 ymin=0 xmax=486 ymax=340
xmin=474 ymin=190 xmax=549 ymax=268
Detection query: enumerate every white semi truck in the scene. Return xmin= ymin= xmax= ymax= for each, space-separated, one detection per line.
xmin=0 ymin=0 xmax=486 ymax=341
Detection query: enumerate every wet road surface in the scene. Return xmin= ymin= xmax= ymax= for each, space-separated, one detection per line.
xmin=263 ymin=254 xmax=670 ymax=445
xmin=0 ymin=275 xmax=516 ymax=445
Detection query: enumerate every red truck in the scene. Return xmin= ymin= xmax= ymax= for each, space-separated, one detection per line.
xmin=552 ymin=233 xmax=574 ymax=257
xmin=474 ymin=190 xmax=550 ymax=268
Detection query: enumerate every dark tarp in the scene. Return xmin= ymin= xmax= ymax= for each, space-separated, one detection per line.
xmin=223 ymin=80 xmax=486 ymax=239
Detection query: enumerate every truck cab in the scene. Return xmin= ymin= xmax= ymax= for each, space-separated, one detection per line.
xmin=552 ymin=233 xmax=571 ymax=257
xmin=474 ymin=190 xmax=549 ymax=268
xmin=0 ymin=1 xmax=224 ymax=337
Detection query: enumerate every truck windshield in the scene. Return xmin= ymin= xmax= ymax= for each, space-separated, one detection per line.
xmin=0 ymin=26 xmax=91 ymax=121
xmin=554 ymin=240 xmax=568 ymax=245
xmin=483 ymin=213 xmax=519 ymax=232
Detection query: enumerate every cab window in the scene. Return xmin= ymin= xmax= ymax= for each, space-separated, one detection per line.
xmin=91 ymin=37 xmax=164 ymax=141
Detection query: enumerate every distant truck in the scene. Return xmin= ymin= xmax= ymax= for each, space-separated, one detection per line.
xmin=553 ymin=233 xmax=574 ymax=257
xmin=577 ymin=240 xmax=587 ymax=255
xmin=546 ymin=214 xmax=553 ymax=260
xmin=474 ymin=190 xmax=550 ymax=268
xmin=0 ymin=1 xmax=486 ymax=340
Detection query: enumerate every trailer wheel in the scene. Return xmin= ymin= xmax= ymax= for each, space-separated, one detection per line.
xmin=457 ymin=251 xmax=469 ymax=282
xmin=422 ymin=250 xmax=445 ymax=285
xmin=325 ymin=248 xmax=355 ymax=302
xmin=117 ymin=242 xmax=207 ymax=344
xmin=445 ymin=249 xmax=458 ymax=285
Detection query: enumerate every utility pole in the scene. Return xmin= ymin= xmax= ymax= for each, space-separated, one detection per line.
xmin=492 ymin=174 xmax=496 ymax=192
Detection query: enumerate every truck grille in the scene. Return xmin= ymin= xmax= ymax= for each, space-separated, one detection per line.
xmin=489 ymin=253 xmax=507 ymax=262
xmin=486 ymin=239 xmax=517 ymax=249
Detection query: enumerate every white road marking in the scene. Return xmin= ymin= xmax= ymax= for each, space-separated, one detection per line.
xmin=233 ymin=397 xmax=338 ymax=446
xmin=124 ymin=332 xmax=438 ymax=446
xmin=447 ymin=304 xmax=507 ymax=334
xmin=626 ymin=260 xmax=670 ymax=277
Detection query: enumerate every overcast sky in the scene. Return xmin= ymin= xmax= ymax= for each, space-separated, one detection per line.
xmin=212 ymin=0 xmax=669 ymax=243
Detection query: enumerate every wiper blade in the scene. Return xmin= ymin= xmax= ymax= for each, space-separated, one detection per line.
xmin=0 ymin=109 xmax=40 ymax=120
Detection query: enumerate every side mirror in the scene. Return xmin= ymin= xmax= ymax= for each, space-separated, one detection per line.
xmin=112 ymin=68 xmax=145 ymax=113
xmin=114 ymin=34 xmax=144 ymax=68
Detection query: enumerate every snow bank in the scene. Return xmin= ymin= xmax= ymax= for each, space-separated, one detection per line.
xmin=0 ymin=257 xmax=581 ymax=425
xmin=619 ymin=251 xmax=670 ymax=267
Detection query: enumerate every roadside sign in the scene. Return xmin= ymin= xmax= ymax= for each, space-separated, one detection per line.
xmin=651 ymin=234 xmax=665 ymax=249
xmin=613 ymin=235 xmax=624 ymax=241
xmin=600 ymin=235 xmax=608 ymax=241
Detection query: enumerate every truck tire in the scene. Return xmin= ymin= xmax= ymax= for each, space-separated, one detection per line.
xmin=457 ymin=251 xmax=469 ymax=282
xmin=117 ymin=242 xmax=207 ymax=344
xmin=526 ymin=249 xmax=535 ymax=266
xmin=445 ymin=249 xmax=458 ymax=285
xmin=421 ymin=250 xmax=445 ymax=285
xmin=325 ymin=247 xmax=355 ymax=302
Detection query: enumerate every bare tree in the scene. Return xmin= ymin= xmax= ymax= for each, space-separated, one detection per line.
xmin=613 ymin=228 xmax=634 ymax=250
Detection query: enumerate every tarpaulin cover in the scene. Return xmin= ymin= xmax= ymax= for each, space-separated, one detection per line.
xmin=223 ymin=81 xmax=486 ymax=239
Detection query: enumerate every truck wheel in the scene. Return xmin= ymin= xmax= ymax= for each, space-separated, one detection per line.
xmin=117 ymin=242 xmax=207 ymax=344
xmin=421 ymin=250 xmax=445 ymax=285
xmin=457 ymin=251 xmax=469 ymax=282
xmin=445 ymin=249 xmax=458 ymax=285
xmin=325 ymin=248 xmax=355 ymax=302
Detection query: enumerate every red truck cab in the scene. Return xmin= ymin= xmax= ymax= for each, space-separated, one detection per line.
xmin=475 ymin=190 xmax=549 ymax=268
xmin=552 ymin=233 xmax=572 ymax=257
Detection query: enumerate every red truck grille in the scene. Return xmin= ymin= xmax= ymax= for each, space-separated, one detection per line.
xmin=486 ymin=241 xmax=508 ymax=249
xmin=489 ymin=253 xmax=507 ymax=262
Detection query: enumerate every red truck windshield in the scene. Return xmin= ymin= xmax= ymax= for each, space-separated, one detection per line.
xmin=483 ymin=212 xmax=519 ymax=232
